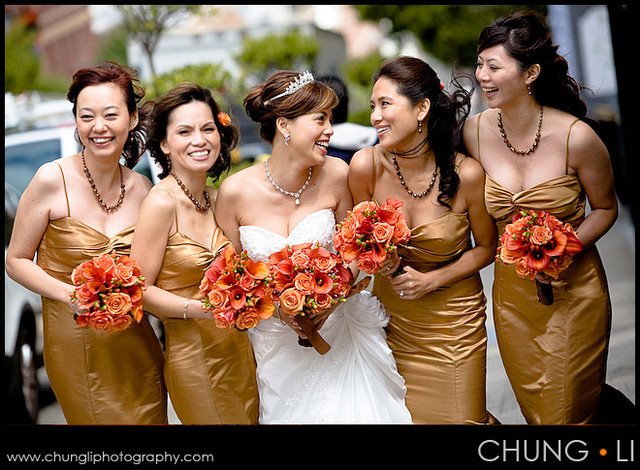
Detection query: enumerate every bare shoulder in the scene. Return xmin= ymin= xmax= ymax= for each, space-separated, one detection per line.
xmin=323 ymin=155 xmax=349 ymax=179
xmin=30 ymin=159 xmax=66 ymax=191
xmin=349 ymin=146 xmax=375 ymax=176
xmin=217 ymin=162 xmax=261 ymax=199
xmin=142 ymin=183 xmax=176 ymax=214
xmin=456 ymin=153 xmax=486 ymax=186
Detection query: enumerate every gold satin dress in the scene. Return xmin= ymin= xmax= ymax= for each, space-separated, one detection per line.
xmin=485 ymin=173 xmax=611 ymax=424
xmin=372 ymin=213 xmax=490 ymax=424
xmin=37 ymin=216 xmax=167 ymax=424
xmin=154 ymin=218 xmax=259 ymax=425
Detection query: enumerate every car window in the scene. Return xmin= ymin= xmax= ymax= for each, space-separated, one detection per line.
xmin=5 ymin=139 xmax=64 ymax=194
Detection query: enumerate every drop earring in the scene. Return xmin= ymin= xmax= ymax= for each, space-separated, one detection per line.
xmin=417 ymin=120 xmax=423 ymax=133
xmin=284 ymin=133 xmax=291 ymax=145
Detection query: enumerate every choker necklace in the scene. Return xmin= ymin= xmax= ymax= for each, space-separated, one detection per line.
xmin=497 ymin=106 xmax=544 ymax=156
xmin=264 ymin=158 xmax=312 ymax=206
xmin=81 ymin=149 xmax=125 ymax=212
xmin=387 ymin=137 xmax=430 ymax=159
xmin=171 ymin=172 xmax=210 ymax=213
xmin=391 ymin=154 xmax=438 ymax=198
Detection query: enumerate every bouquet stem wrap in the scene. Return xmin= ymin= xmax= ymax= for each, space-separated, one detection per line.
xmin=295 ymin=314 xmax=331 ymax=354
xmin=535 ymin=279 xmax=554 ymax=305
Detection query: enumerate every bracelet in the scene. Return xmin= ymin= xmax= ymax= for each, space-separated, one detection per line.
xmin=182 ymin=298 xmax=190 ymax=320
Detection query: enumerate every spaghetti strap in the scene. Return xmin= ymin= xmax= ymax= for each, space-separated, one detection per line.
xmin=55 ymin=161 xmax=71 ymax=217
xmin=476 ymin=111 xmax=484 ymax=159
xmin=565 ymin=118 xmax=580 ymax=175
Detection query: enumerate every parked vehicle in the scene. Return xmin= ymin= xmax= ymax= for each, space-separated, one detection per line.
xmin=4 ymin=182 xmax=43 ymax=423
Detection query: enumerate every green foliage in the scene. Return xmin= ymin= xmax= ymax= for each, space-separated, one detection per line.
xmin=144 ymin=63 xmax=234 ymax=103
xmin=4 ymin=18 xmax=40 ymax=94
xmin=97 ymin=25 xmax=129 ymax=66
xmin=340 ymin=52 xmax=385 ymax=126
xmin=355 ymin=5 xmax=546 ymax=67
xmin=235 ymin=29 xmax=319 ymax=85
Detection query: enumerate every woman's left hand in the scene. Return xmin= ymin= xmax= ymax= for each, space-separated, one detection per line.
xmin=308 ymin=275 xmax=372 ymax=329
xmin=387 ymin=266 xmax=438 ymax=300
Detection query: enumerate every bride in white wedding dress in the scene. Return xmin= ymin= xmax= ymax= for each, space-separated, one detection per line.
xmin=215 ymin=71 xmax=412 ymax=424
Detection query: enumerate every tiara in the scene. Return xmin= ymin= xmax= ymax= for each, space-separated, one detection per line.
xmin=265 ymin=71 xmax=314 ymax=105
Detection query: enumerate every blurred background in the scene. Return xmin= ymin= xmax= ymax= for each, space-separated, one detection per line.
xmin=4 ymin=4 xmax=635 ymax=425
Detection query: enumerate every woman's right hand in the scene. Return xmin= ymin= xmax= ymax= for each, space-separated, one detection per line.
xmin=379 ymin=251 xmax=402 ymax=277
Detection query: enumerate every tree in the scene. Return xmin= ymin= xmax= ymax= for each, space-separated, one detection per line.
xmin=144 ymin=63 xmax=233 ymax=103
xmin=115 ymin=5 xmax=203 ymax=80
xmin=235 ymin=29 xmax=319 ymax=86
xmin=4 ymin=17 xmax=39 ymax=94
xmin=355 ymin=5 xmax=546 ymax=68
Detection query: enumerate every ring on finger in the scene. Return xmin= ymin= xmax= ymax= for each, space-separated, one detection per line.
xmin=399 ymin=290 xmax=404 ymax=297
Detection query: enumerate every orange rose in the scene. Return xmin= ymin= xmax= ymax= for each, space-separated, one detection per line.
xmin=515 ymin=258 xmax=536 ymax=280
xmin=291 ymin=251 xmax=310 ymax=269
xmin=104 ymin=292 xmax=133 ymax=317
xmin=372 ymin=222 xmax=394 ymax=244
xmin=392 ymin=222 xmax=411 ymax=244
xmin=294 ymin=272 xmax=314 ymax=295
xmin=207 ymin=288 xmax=229 ymax=309
xmin=86 ymin=312 xmax=116 ymax=332
xmin=110 ymin=314 xmax=134 ymax=332
xmin=353 ymin=200 xmax=378 ymax=214
xmin=529 ymin=225 xmax=553 ymax=246
xmin=93 ymin=253 xmax=116 ymax=276
xmin=279 ymin=287 xmax=305 ymax=315
xmin=313 ymin=253 xmax=337 ymax=273
xmin=74 ymin=284 xmax=99 ymax=311
xmin=239 ymin=272 xmax=257 ymax=291
xmin=339 ymin=216 xmax=359 ymax=243
xmin=213 ymin=308 xmax=236 ymax=329
xmin=314 ymin=292 xmax=333 ymax=310
xmin=236 ymin=308 xmax=260 ymax=329
xmin=377 ymin=207 xmax=400 ymax=225
xmin=114 ymin=262 xmax=136 ymax=286
xmin=338 ymin=243 xmax=359 ymax=263
xmin=357 ymin=252 xmax=382 ymax=274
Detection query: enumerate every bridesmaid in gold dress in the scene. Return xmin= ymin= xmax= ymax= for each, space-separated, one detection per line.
xmin=349 ymin=56 xmax=498 ymax=424
xmin=130 ymin=83 xmax=259 ymax=424
xmin=463 ymin=11 xmax=618 ymax=424
xmin=5 ymin=62 xmax=167 ymax=424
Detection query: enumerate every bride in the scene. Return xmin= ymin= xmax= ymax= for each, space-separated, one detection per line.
xmin=215 ymin=71 xmax=412 ymax=424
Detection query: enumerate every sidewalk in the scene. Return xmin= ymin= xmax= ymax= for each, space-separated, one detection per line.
xmin=37 ymin=204 xmax=635 ymax=425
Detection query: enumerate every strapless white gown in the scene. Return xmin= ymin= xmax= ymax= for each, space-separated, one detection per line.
xmin=239 ymin=209 xmax=412 ymax=424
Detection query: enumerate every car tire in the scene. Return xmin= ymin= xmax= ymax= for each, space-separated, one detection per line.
xmin=6 ymin=317 xmax=39 ymax=424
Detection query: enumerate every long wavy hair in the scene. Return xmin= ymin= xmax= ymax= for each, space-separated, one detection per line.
xmin=67 ymin=61 xmax=147 ymax=169
xmin=142 ymin=82 xmax=239 ymax=182
xmin=243 ymin=70 xmax=338 ymax=143
xmin=477 ymin=10 xmax=588 ymax=119
xmin=373 ymin=56 xmax=472 ymax=208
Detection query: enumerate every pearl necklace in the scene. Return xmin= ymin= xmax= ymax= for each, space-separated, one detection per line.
xmin=81 ymin=149 xmax=125 ymax=212
xmin=170 ymin=172 xmax=210 ymax=213
xmin=391 ymin=154 xmax=438 ymax=198
xmin=264 ymin=158 xmax=312 ymax=206
xmin=497 ymin=106 xmax=544 ymax=156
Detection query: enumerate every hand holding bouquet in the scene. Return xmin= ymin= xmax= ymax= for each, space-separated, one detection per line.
xmin=497 ymin=209 xmax=583 ymax=305
xmin=199 ymin=245 xmax=275 ymax=330
xmin=70 ymin=251 xmax=146 ymax=332
xmin=333 ymin=198 xmax=411 ymax=274
xmin=267 ymin=242 xmax=354 ymax=355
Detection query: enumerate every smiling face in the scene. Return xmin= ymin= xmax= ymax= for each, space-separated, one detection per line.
xmin=160 ymin=100 xmax=220 ymax=174
xmin=476 ymin=44 xmax=531 ymax=108
xmin=76 ymin=83 xmax=137 ymax=159
xmin=284 ymin=108 xmax=334 ymax=165
xmin=370 ymin=76 xmax=426 ymax=153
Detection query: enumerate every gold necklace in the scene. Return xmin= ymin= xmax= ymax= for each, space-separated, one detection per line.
xmin=391 ymin=154 xmax=437 ymax=198
xmin=171 ymin=172 xmax=210 ymax=213
xmin=81 ymin=149 xmax=125 ymax=212
xmin=497 ymin=106 xmax=544 ymax=156
xmin=264 ymin=158 xmax=312 ymax=206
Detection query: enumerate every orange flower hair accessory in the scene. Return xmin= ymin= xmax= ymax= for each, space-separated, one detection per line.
xmin=217 ymin=111 xmax=231 ymax=127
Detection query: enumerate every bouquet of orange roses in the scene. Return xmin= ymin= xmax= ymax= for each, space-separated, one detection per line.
xmin=267 ymin=242 xmax=354 ymax=355
xmin=70 ymin=251 xmax=146 ymax=333
xmin=200 ymin=245 xmax=275 ymax=330
xmin=497 ymin=209 xmax=583 ymax=305
xmin=333 ymin=198 xmax=411 ymax=274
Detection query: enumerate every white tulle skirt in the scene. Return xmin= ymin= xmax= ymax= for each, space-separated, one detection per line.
xmin=247 ymin=291 xmax=412 ymax=424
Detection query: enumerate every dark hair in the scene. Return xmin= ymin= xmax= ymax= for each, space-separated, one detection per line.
xmin=67 ymin=61 xmax=147 ymax=169
xmin=316 ymin=75 xmax=349 ymax=123
xmin=244 ymin=70 xmax=338 ymax=143
xmin=477 ymin=10 xmax=587 ymax=119
xmin=373 ymin=56 xmax=471 ymax=208
xmin=142 ymin=82 xmax=239 ymax=182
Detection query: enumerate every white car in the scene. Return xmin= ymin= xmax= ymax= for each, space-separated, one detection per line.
xmin=4 ymin=126 xmax=162 ymax=423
